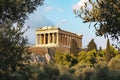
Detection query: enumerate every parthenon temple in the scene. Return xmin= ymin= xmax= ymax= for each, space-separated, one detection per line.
xmin=36 ymin=26 xmax=83 ymax=48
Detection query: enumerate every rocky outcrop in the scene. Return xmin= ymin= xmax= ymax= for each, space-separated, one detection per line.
xmin=28 ymin=47 xmax=70 ymax=64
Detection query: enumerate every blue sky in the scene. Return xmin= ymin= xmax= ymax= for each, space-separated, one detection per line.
xmin=25 ymin=0 xmax=108 ymax=49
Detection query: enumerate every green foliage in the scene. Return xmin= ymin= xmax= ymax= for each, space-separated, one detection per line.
xmin=82 ymin=67 xmax=94 ymax=80
xmin=110 ymin=46 xmax=119 ymax=57
xmin=105 ymin=39 xmax=112 ymax=62
xmin=70 ymin=39 xmax=79 ymax=56
xmin=78 ymin=49 xmax=97 ymax=65
xmin=98 ymin=46 xmax=102 ymax=52
xmin=71 ymin=63 xmax=94 ymax=80
xmin=55 ymin=52 xmax=78 ymax=67
xmin=98 ymin=48 xmax=106 ymax=57
xmin=56 ymin=64 xmax=72 ymax=77
xmin=53 ymin=41 xmax=120 ymax=80
xmin=108 ymin=70 xmax=120 ymax=80
xmin=58 ymin=73 xmax=75 ymax=80
xmin=92 ymin=64 xmax=120 ymax=80
xmin=0 ymin=0 xmax=44 ymax=79
xmin=0 ymin=21 xmax=31 ymax=79
xmin=108 ymin=56 xmax=120 ymax=70
xmin=38 ymin=64 xmax=59 ymax=80
xmin=78 ymin=51 xmax=87 ymax=63
xmin=92 ymin=66 xmax=109 ymax=80
xmin=1 ymin=64 xmax=42 ymax=80
xmin=87 ymin=39 xmax=97 ymax=51
xmin=74 ymin=0 xmax=120 ymax=41
xmin=0 ymin=0 xmax=44 ymax=23
xmin=53 ymin=46 xmax=120 ymax=80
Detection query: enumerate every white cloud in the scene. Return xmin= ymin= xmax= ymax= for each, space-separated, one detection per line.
xmin=45 ymin=6 xmax=53 ymax=12
xmin=60 ymin=19 xmax=68 ymax=24
xmin=72 ymin=0 xmax=88 ymax=10
xmin=26 ymin=7 xmax=54 ymax=29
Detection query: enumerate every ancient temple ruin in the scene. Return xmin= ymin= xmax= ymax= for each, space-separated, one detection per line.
xmin=35 ymin=26 xmax=83 ymax=48
xmin=29 ymin=26 xmax=83 ymax=63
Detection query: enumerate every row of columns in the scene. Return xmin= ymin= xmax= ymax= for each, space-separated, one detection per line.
xmin=36 ymin=32 xmax=82 ymax=48
xmin=59 ymin=33 xmax=82 ymax=47
xmin=36 ymin=33 xmax=58 ymax=45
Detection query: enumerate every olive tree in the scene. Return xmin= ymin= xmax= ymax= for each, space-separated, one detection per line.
xmin=74 ymin=0 xmax=120 ymax=42
xmin=0 ymin=0 xmax=44 ymax=79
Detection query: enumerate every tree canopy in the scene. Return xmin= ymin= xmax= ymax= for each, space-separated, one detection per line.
xmin=105 ymin=39 xmax=113 ymax=62
xmin=0 ymin=0 xmax=44 ymax=24
xmin=74 ymin=0 xmax=120 ymax=41
xmin=87 ymin=39 xmax=97 ymax=51
xmin=70 ymin=39 xmax=79 ymax=56
xmin=0 ymin=0 xmax=44 ymax=79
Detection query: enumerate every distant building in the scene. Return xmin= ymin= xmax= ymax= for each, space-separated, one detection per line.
xmin=35 ymin=26 xmax=83 ymax=48
xmin=29 ymin=26 xmax=83 ymax=63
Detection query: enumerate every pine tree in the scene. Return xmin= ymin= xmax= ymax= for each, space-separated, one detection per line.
xmin=87 ymin=39 xmax=97 ymax=51
xmin=99 ymin=46 xmax=102 ymax=52
xmin=70 ymin=39 xmax=79 ymax=56
xmin=105 ymin=39 xmax=112 ymax=62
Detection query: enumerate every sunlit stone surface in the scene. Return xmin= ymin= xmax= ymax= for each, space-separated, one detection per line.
xmin=36 ymin=26 xmax=83 ymax=48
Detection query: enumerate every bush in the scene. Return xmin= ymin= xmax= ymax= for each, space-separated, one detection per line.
xmin=92 ymin=66 xmax=109 ymax=80
xmin=55 ymin=52 xmax=78 ymax=67
xmin=108 ymin=57 xmax=120 ymax=70
xmin=58 ymin=73 xmax=75 ymax=80
xmin=38 ymin=64 xmax=60 ymax=80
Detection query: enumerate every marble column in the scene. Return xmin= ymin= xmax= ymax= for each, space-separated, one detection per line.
xmin=80 ymin=38 xmax=82 ymax=48
xmin=54 ymin=33 xmax=57 ymax=44
xmin=61 ymin=33 xmax=62 ymax=44
xmin=39 ymin=34 xmax=41 ymax=44
xmin=61 ymin=33 xmax=63 ymax=44
xmin=49 ymin=33 xmax=52 ymax=43
xmin=44 ymin=33 xmax=46 ymax=44
xmin=59 ymin=33 xmax=62 ymax=45
xmin=62 ymin=34 xmax=64 ymax=45
xmin=36 ymin=34 xmax=39 ymax=45
xmin=67 ymin=35 xmax=69 ymax=46
xmin=65 ymin=34 xmax=67 ymax=45
xmin=69 ymin=35 xmax=71 ymax=46
xmin=78 ymin=39 xmax=80 ymax=48
xmin=62 ymin=34 xmax=65 ymax=45
xmin=48 ymin=33 xmax=50 ymax=44
xmin=68 ymin=35 xmax=70 ymax=46
xmin=65 ymin=34 xmax=68 ymax=46
xmin=62 ymin=33 xmax=63 ymax=44
xmin=52 ymin=33 xmax=55 ymax=44
xmin=57 ymin=33 xmax=59 ymax=45
xmin=64 ymin=34 xmax=66 ymax=45
xmin=38 ymin=34 xmax=40 ymax=45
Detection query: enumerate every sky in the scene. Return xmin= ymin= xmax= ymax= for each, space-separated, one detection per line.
xmin=25 ymin=0 xmax=108 ymax=49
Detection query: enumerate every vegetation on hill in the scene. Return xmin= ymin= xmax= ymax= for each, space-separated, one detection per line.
xmin=20 ymin=38 xmax=120 ymax=80
xmin=105 ymin=39 xmax=112 ymax=62
xmin=70 ymin=39 xmax=79 ymax=56
xmin=87 ymin=39 xmax=97 ymax=51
